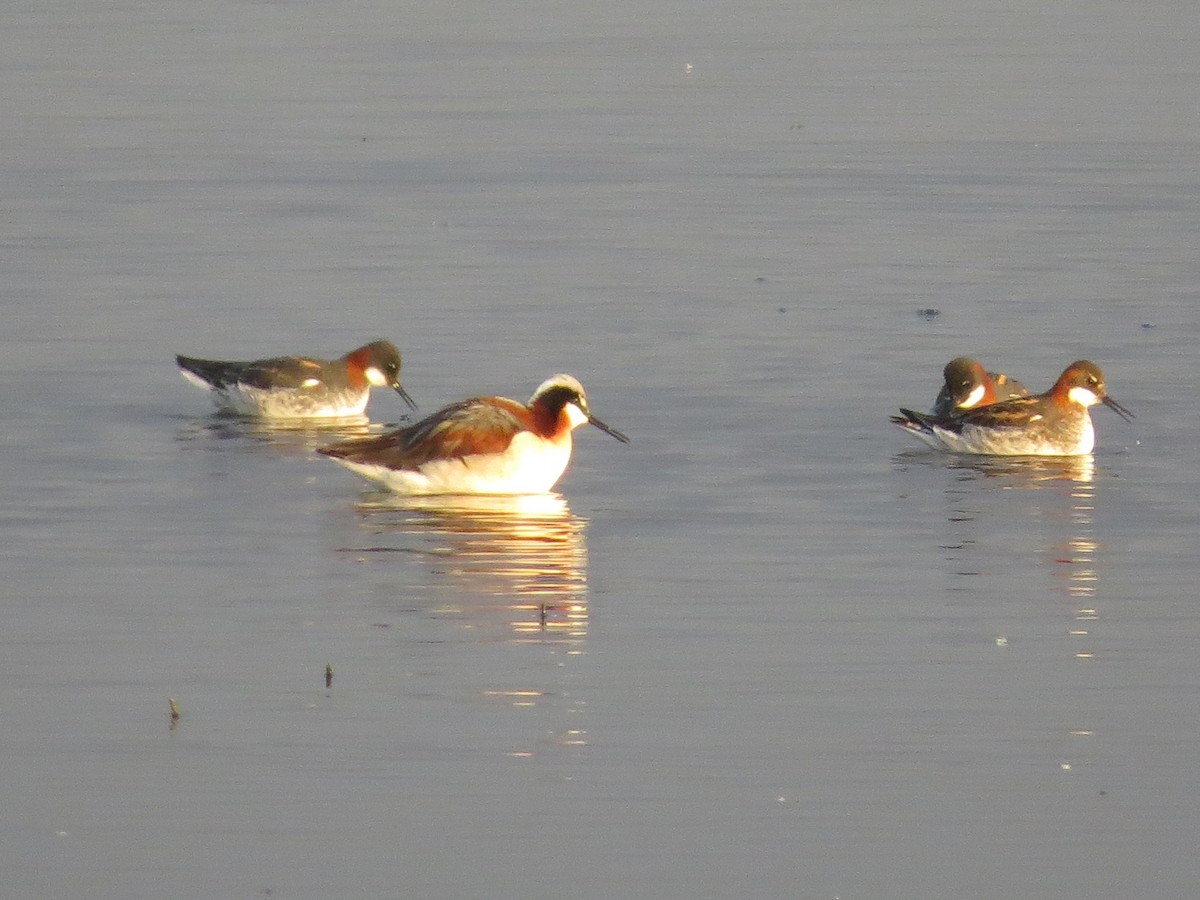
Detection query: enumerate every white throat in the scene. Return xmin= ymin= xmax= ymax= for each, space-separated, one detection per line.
xmin=563 ymin=402 xmax=590 ymax=430
xmin=1067 ymin=385 xmax=1100 ymax=407
xmin=364 ymin=366 xmax=389 ymax=387
xmin=961 ymin=384 xmax=986 ymax=408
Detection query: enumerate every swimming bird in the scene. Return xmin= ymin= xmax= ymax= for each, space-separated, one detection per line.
xmin=892 ymin=359 xmax=1132 ymax=456
xmin=318 ymin=374 xmax=629 ymax=494
xmin=932 ymin=356 xmax=1029 ymax=417
xmin=176 ymin=340 xmax=417 ymax=419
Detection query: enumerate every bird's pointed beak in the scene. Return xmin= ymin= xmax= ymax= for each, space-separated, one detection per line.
xmin=392 ymin=382 xmax=418 ymax=411
xmin=1102 ymin=395 xmax=1133 ymax=422
xmin=588 ymin=414 xmax=630 ymax=443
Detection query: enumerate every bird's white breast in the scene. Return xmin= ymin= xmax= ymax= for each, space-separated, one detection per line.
xmin=337 ymin=431 xmax=574 ymax=495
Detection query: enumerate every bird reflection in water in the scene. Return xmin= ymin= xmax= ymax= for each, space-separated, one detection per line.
xmin=943 ymin=453 xmax=1096 ymax=487
xmin=898 ymin=450 xmax=1104 ymax=762
xmin=175 ymin=414 xmax=391 ymax=455
xmin=349 ymin=493 xmax=589 ymax=644
xmin=946 ymin=453 xmax=1104 ymax=763
xmin=943 ymin=455 xmax=1099 ymax=609
xmin=905 ymin=452 xmax=1098 ymax=584
xmin=344 ymin=493 xmax=590 ymax=755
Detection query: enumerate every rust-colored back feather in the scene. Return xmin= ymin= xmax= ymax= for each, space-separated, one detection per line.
xmin=319 ymin=397 xmax=530 ymax=470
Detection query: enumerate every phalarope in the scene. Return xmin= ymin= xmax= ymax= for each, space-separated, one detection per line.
xmin=176 ymin=340 xmax=417 ymax=419
xmin=893 ymin=359 xmax=1132 ymax=456
xmin=318 ymin=374 xmax=628 ymax=494
xmin=932 ymin=356 xmax=1029 ymax=417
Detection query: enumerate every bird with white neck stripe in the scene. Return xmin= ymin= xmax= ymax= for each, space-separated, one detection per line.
xmin=176 ymin=339 xmax=416 ymax=419
xmin=893 ymin=359 xmax=1132 ymax=456
xmin=319 ymin=374 xmax=629 ymax=494
xmin=932 ymin=356 xmax=1029 ymax=417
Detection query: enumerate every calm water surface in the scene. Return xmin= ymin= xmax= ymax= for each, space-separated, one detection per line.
xmin=4 ymin=1 xmax=1200 ymax=898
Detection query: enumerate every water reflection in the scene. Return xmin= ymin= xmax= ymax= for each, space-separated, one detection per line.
xmin=895 ymin=451 xmax=1096 ymax=579
xmin=346 ymin=493 xmax=589 ymax=645
xmin=173 ymin=413 xmax=396 ymax=454
xmin=341 ymin=493 xmax=592 ymax=755
xmin=895 ymin=450 xmax=1103 ymax=767
xmin=939 ymin=453 xmax=1095 ymax=486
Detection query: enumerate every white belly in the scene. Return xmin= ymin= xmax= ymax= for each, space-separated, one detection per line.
xmin=932 ymin=416 xmax=1094 ymax=456
xmin=222 ymin=383 xmax=367 ymax=418
xmin=336 ymin=431 xmax=575 ymax=495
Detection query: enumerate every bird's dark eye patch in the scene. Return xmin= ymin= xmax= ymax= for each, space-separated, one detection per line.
xmin=540 ymin=386 xmax=582 ymax=408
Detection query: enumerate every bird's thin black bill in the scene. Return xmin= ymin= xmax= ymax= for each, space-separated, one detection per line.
xmin=1103 ymin=396 xmax=1134 ymax=421
xmin=589 ymin=415 xmax=630 ymax=443
xmin=392 ymin=383 xmax=419 ymax=411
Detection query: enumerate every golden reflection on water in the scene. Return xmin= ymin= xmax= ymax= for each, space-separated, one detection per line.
xmin=944 ymin=453 xmax=1095 ymax=486
xmin=900 ymin=451 xmax=1104 ymax=768
xmin=345 ymin=493 xmax=592 ymax=755
xmin=349 ymin=493 xmax=589 ymax=645
xmin=919 ymin=452 xmax=1099 ymax=606
xmin=174 ymin=413 xmax=394 ymax=453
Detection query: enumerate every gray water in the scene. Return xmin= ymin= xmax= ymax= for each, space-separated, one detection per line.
xmin=5 ymin=1 xmax=1200 ymax=897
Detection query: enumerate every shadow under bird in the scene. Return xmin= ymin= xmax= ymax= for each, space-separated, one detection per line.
xmin=176 ymin=339 xmax=417 ymax=419
xmin=893 ymin=359 xmax=1133 ymax=456
xmin=932 ymin=356 xmax=1029 ymax=417
xmin=318 ymin=373 xmax=629 ymax=495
